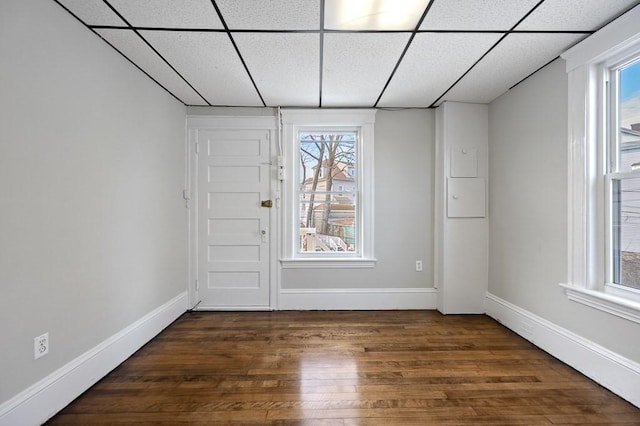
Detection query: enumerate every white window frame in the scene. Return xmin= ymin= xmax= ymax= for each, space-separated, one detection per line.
xmin=560 ymin=5 xmax=640 ymax=323
xmin=280 ymin=109 xmax=376 ymax=269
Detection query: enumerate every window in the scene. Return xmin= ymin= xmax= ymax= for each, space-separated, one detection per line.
xmin=561 ymin=5 xmax=640 ymax=323
xmin=299 ymin=131 xmax=357 ymax=253
xmin=280 ymin=109 xmax=376 ymax=268
xmin=607 ymin=59 xmax=640 ymax=293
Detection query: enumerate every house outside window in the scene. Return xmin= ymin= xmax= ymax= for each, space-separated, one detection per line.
xmin=281 ymin=109 xmax=376 ymax=268
xmin=561 ymin=6 xmax=640 ymax=323
xmin=299 ymin=131 xmax=357 ymax=253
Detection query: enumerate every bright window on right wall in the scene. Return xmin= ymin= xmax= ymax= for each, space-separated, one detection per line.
xmin=561 ymin=5 xmax=640 ymax=323
xmin=608 ymin=58 xmax=640 ymax=292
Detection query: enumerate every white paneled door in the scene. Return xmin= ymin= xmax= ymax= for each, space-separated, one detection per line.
xmin=193 ymin=126 xmax=273 ymax=309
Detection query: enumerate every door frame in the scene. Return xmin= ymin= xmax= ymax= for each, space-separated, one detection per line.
xmin=185 ymin=115 xmax=280 ymax=310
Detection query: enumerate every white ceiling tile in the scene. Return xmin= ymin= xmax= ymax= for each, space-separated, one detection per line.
xmin=517 ymin=0 xmax=638 ymax=31
xmin=96 ymin=29 xmax=207 ymax=105
xmin=215 ymin=0 xmax=319 ymax=30
xmin=443 ymin=33 xmax=585 ymax=104
xmin=140 ymin=31 xmax=262 ymax=106
xmin=322 ymin=33 xmax=410 ymax=107
xmin=420 ymin=0 xmax=539 ymax=30
xmin=57 ymin=0 xmax=634 ymax=109
xmin=56 ymin=0 xmax=125 ymax=26
xmin=233 ymin=33 xmax=319 ymax=107
xmin=107 ymin=0 xmax=223 ymax=29
xmin=378 ymin=33 xmax=501 ymax=107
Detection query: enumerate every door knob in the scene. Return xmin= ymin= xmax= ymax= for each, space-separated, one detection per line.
xmin=261 ymin=200 xmax=273 ymax=208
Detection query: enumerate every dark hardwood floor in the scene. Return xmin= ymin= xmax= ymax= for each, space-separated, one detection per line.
xmin=47 ymin=310 xmax=640 ymax=425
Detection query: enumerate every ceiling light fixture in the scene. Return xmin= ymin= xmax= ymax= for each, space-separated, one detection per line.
xmin=324 ymin=0 xmax=432 ymax=31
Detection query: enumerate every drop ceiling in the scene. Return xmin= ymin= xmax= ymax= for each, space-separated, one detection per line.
xmin=54 ymin=0 xmax=640 ymax=108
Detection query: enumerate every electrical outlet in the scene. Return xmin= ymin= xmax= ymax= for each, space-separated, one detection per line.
xmin=415 ymin=260 xmax=423 ymax=272
xmin=34 ymin=333 xmax=49 ymax=360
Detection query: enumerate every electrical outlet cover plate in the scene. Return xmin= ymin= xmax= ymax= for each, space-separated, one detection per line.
xmin=34 ymin=332 xmax=49 ymax=359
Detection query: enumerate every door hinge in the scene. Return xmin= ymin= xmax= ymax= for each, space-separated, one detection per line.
xmin=195 ymin=280 xmax=199 ymax=291
xmin=195 ymin=142 xmax=200 ymax=154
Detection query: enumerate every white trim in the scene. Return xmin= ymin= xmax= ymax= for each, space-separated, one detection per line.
xmin=185 ymin=115 xmax=277 ymax=130
xmin=485 ymin=292 xmax=640 ymax=408
xmin=560 ymin=4 xmax=640 ymax=319
xmin=559 ymin=283 xmax=640 ymax=324
xmin=0 ymin=292 xmax=188 ymax=426
xmin=564 ymin=60 xmax=603 ymax=292
xmin=561 ymin=5 xmax=640 ymax=72
xmin=195 ymin=305 xmax=271 ymax=311
xmin=279 ymin=109 xmax=376 ymax=125
xmin=280 ymin=258 xmax=377 ymax=269
xmin=280 ymin=109 xmax=376 ymax=265
xmin=278 ymin=287 xmax=436 ymax=310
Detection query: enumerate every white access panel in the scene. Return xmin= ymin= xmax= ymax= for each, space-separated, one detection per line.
xmin=447 ymin=178 xmax=486 ymax=218
xmin=451 ymin=147 xmax=477 ymax=177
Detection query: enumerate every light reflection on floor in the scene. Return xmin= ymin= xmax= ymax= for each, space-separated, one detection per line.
xmin=299 ymin=354 xmax=360 ymax=417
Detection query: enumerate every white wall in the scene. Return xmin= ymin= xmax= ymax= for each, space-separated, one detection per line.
xmin=0 ymin=0 xmax=187 ymax=409
xmin=0 ymin=0 xmax=636 ymax=415
xmin=186 ymin=107 xmax=436 ymax=307
xmin=435 ymin=102 xmax=489 ymax=314
xmin=280 ymin=109 xmax=435 ymax=292
xmin=488 ymin=58 xmax=640 ymax=363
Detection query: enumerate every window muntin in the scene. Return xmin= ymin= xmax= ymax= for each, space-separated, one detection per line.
xmin=607 ymin=58 xmax=640 ymax=292
xmin=298 ymin=130 xmax=359 ymax=254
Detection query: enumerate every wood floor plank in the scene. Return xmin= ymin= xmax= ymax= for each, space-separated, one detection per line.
xmin=46 ymin=311 xmax=639 ymax=425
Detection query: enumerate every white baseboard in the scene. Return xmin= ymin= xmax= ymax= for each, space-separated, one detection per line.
xmin=278 ymin=287 xmax=437 ymax=310
xmin=485 ymin=292 xmax=640 ymax=408
xmin=0 ymin=292 xmax=188 ymax=426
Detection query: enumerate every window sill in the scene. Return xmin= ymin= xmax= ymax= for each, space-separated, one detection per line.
xmin=559 ymin=283 xmax=640 ymax=324
xmin=281 ymin=258 xmax=377 ymax=269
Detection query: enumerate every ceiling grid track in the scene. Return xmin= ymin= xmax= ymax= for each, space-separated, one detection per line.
xmin=593 ymin=0 xmax=640 ymax=32
xmin=86 ymin=26 xmax=594 ymax=36
xmin=52 ymin=0 xmax=187 ymax=105
xmin=508 ymin=56 xmax=560 ymax=91
xmin=52 ymin=0 xmax=640 ymax=108
xmin=428 ymin=0 xmax=548 ymax=107
xmin=372 ymin=0 xmax=436 ymax=108
xmin=210 ymin=0 xmax=267 ymax=107
xmin=102 ymin=0 xmax=211 ymax=106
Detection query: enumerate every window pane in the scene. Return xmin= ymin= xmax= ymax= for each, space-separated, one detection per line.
xmin=618 ymin=59 xmax=640 ymax=173
xmin=298 ymin=131 xmax=358 ymax=254
xmin=299 ymin=197 xmax=357 ymax=253
xmin=299 ymin=132 xmax=357 ymax=189
xmin=612 ymin=177 xmax=640 ymax=290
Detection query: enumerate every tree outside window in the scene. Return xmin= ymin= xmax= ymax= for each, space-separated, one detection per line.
xmin=298 ymin=131 xmax=358 ymax=253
